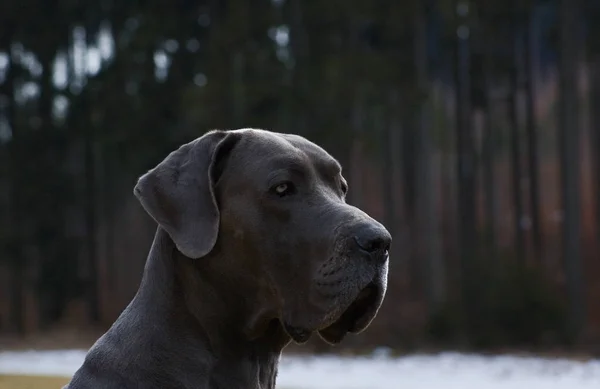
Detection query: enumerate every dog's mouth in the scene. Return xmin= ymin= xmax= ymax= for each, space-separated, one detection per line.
xmin=282 ymin=273 xmax=387 ymax=345
xmin=317 ymin=281 xmax=382 ymax=345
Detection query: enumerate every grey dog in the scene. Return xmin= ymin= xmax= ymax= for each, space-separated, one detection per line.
xmin=65 ymin=128 xmax=391 ymax=389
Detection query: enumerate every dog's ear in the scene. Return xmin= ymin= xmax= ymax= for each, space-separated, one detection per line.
xmin=134 ymin=130 xmax=240 ymax=259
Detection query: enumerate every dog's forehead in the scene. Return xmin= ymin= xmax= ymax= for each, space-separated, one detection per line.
xmin=234 ymin=129 xmax=342 ymax=175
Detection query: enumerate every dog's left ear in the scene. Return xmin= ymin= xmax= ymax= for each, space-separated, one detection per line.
xmin=134 ymin=130 xmax=240 ymax=259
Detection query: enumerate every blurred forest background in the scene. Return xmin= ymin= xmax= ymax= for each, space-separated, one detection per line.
xmin=0 ymin=0 xmax=599 ymax=355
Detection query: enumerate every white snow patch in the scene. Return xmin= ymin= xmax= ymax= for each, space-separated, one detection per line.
xmin=0 ymin=349 xmax=599 ymax=389
xmin=277 ymin=352 xmax=600 ymax=389
xmin=0 ymin=349 xmax=88 ymax=377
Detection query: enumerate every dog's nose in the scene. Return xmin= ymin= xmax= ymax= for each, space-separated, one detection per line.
xmin=353 ymin=223 xmax=391 ymax=260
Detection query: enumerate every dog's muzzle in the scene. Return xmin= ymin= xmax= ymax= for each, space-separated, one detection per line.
xmin=283 ymin=218 xmax=391 ymax=345
xmin=316 ymin=221 xmax=390 ymax=344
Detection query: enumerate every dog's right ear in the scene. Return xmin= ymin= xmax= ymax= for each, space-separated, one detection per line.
xmin=134 ymin=130 xmax=240 ymax=259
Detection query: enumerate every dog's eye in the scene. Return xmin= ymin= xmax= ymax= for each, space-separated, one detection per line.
xmin=271 ymin=182 xmax=296 ymax=197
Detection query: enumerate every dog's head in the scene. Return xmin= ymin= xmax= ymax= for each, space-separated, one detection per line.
xmin=134 ymin=129 xmax=391 ymax=345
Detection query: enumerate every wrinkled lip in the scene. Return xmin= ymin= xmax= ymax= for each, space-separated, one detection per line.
xmin=317 ymin=281 xmax=381 ymax=344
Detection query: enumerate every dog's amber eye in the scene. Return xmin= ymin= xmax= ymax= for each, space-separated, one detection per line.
xmin=272 ymin=182 xmax=295 ymax=197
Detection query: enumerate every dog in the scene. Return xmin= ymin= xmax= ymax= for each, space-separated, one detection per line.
xmin=65 ymin=128 xmax=391 ymax=388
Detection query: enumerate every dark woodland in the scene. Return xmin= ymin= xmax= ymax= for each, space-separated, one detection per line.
xmin=1 ymin=0 xmax=599 ymax=354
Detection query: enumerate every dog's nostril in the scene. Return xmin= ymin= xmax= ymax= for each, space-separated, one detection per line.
xmin=353 ymin=223 xmax=392 ymax=259
xmin=354 ymin=235 xmax=390 ymax=254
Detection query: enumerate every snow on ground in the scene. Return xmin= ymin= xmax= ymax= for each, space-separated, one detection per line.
xmin=1 ymin=349 xmax=600 ymax=389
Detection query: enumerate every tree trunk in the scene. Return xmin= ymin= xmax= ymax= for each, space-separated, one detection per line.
xmin=588 ymin=3 xmax=600 ymax=266
xmin=231 ymin=51 xmax=245 ymax=127
xmin=389 ymin=90 xmax=411 ymax=288
xmin=558 ymin=0 xmax=585 ymax=342
xmin=2 ymin=24 xmax=25 ymax=335
xmin=480 ymin=1 xmax=498 ymax=261
xmin=380 ymin=104 xmax=395 ymax=239
xmin=508 ymin=20 xmax=525 ymax=263
xmin=83 ymin=22 xmax=101 ymax=324
xmin=401 ymin=104 xmax=420 ymax=297
xmin=381 ymin=113 xmax=395 ymax=238
xmin=455 ymin=2 xmax=476 ymax=303
xmin=349 ymin=85 xmax=366 ymax=208
xmin=524 ymin=10 xmax=543 ymax=264
xmin=37 ymin=45 xmax=60 ymax=330
xmin=83 ymin=92 xmax=100 ymax=323
xmin=286 ymin=0 xmax=311 ymax=138
xmin=414 ymin=1 xmax=445 ymax=310
xmin=592 ymin=64 xmax=600 ymax=255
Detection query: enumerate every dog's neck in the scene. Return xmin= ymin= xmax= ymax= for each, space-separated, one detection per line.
xmin=133 ymin=228 xmax=290 ymax=389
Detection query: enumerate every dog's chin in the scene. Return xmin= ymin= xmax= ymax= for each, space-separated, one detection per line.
xmin=283 ymin=323 xmax=314 ymax=344
xmin=317 ymin=282 xmax=382 ymax=345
